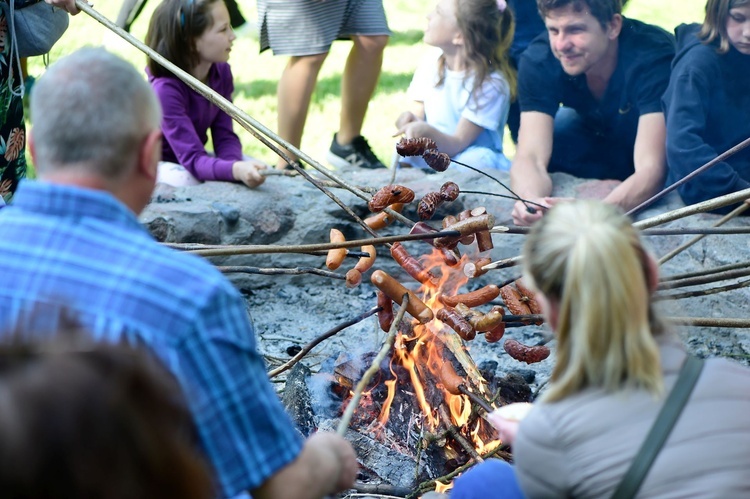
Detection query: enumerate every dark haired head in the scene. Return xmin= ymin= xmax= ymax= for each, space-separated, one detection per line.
xmin=699 ymin=0 xmax=750 ymax=53
xmin=536 ymin=0 xmax=624 ymax=29
xmin=0 ymin=337 xmax=215 ymax=499
xmin=145 ymin=0 xmax=223 ymax=77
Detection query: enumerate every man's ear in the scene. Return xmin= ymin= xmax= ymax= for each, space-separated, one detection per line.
xmin=137 ymin=129 xmax=162 ymax=180
xmin=28 ymin=129 xmax=36 ymax=162
xmin=607 ymin=13 xmax=623 ymax=40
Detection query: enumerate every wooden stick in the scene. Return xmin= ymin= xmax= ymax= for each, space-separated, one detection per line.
xmin=658 ymin=267 xmax=750 ymax=290
xmin=668 ymin=317 xmax=750 ymax=328
xmin=438 ymin=405 xmax=483 ymax=463
xmin=479 ymin=255 xmax=524 ymax=271
xmin=268 ymin=307 xmax=381 ymax=378
xmin=167 ymin=243 xmax=372 ymax=259
xmin=337 ymin=294 xmax=409 ymax=436
xmin=186 ymin=230 xmax=460 ymax=257
xmin=661 ymin=261 xmax=750 ymax=282
xmin=656 ymin=279 xmax=750 ymax=302
xmin=658 ymin=203 xmax=750 ymax=264
xmin=633 ymin=187 xmax=750 ymax=230
xmin=218 ymin=266 xmax=346 ymax=280
xmin=627 ymin=135 xmax=750 ymax=216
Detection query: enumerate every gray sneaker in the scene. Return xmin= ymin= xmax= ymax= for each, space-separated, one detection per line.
xmin=326 ymin=134 xmax=387 ymax=169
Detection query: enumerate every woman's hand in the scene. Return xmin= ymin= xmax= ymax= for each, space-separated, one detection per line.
xmin=232 ymin=160 xmax=267 ymax=188
xmin=45 ymin=0 xmax=81 ymax=15
xmin=487 ymin=410 xmax=521 ymax=446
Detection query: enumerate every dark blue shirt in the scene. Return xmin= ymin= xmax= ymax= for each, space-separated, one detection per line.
xmin=0 ymin=181 xmax=303 ymax=498
xmin=662 ymin=23 xmax=750 ymax=209
xmin=518 ymin=17 xmax=675 ymax=180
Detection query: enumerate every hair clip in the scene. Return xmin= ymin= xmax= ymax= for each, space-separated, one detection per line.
xmin=496 ymin=0 xmax=507 ymax=12
xmin=179 ymin=0 xmax=195 ymax=28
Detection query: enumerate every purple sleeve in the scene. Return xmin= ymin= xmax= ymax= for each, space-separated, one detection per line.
xmin=210 ymin=64 xmax=243 ymax=164
xmin=152 ymin=77 xmax=237 ymax=182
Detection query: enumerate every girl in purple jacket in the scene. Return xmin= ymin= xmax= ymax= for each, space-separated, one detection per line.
xmin=145 ymin=0 xmax=266 ymax=188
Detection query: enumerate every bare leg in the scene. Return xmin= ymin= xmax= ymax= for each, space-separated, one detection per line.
xmin=336 ymin=34 xmax=389 ymax=146
xmin=275 ymin=53 xmax=328 ymax=169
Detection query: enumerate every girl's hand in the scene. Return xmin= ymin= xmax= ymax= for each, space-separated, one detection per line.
xmin=395 ymin=111 xmax=419 ymax=130
xmin=232 ymin=160 xmax=267 ymax=188
xmin=398 ymin=121 xmax=434 ymax=140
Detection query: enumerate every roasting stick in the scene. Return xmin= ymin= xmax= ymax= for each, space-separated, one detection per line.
xmin=657 ymin=280 xmax=750 ymax=302
xmin=634 ymin=186 xmax=750 ymax=230
xmin=337 ymin=294 xmax=410 ymax=436
xmin=661 ymin=261 xmax=750 ymax=282
xmin=627 ymin=135 xmax=750 ymax=216
xmin=185 ymin=230 xmax=460 ymax=257
xmin=74 ymin=0 xmax=416 ymax=231
xmin=218 ymin=266 xmax=346 ymax=280
xmin=658 ymin=203 xmax=750 ymax=264
xmin=268 ymin=307 xmax=381 ymax=378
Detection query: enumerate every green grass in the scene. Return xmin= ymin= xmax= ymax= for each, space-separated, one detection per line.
xmin=26 ymin=0 xmax=706 ymax=172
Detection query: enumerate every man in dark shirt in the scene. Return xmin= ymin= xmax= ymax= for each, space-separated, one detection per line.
xmin=509 ymin=0 xmax=674 ymax=225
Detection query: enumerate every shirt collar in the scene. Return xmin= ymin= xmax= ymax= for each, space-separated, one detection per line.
xmin=11 ymin=180 xmax=148 ymax=234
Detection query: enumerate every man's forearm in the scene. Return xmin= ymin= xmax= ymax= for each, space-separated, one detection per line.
xmin=602 ymin=170 xmax=663 ymax=213
xmin=510 ymin=158 xmax=554 ymax=200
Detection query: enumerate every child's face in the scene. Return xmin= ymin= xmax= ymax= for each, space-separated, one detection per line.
xmin=727 ymin=4 xmax=750 ymax=55
xmin=194 ymin=1 xmax=236 ymax=67
xmin=424 ymin=0 xmax=461 ymax=50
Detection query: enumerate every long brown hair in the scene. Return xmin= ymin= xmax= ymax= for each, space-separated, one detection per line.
xmin=146 ymin=0 xmax=222 ymax=77
xmin=438 ymin=0 xmax=517 ymax=102
xmin=699 ymin=0 xmax=750 ymax=53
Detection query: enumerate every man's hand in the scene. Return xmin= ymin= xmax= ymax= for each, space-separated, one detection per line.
xmin=310 ymin=432 xmax=358 ymax=493
xmin=512 ymin=197 xmax=573 ymax=226
xmin=232 ymin=160 xmax=267 ymax=188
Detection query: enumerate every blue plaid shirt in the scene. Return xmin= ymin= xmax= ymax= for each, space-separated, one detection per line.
xmin=0 ymin=181 xmax=303 ymax=498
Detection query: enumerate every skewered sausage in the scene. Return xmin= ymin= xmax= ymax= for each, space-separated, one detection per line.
xmin=396 ymin=137 xmax=438 ymax=156
xmin=377 ymin=291 xmax=394 ymax=332
xmin=422 ymin=148 xmax=451 ymax=172
xmin=439 ymin=284 xmax=500 ymax=308
xmin=364 ymin=203 xmax=405 ymax=230
xmin=437 ymin=307 xmax=476 ymax=340
xmin=371 ymin=270 xmax=434 ymax=323
xmin=326 ymin=228 xmax=347 ymax=271
xmin=390 ymin=242 xmax=438 ymax=286
xmin=503 ymin=339 xmax=550 ymax=364
xmin=369 ymin=185 xmax=415 ymax=212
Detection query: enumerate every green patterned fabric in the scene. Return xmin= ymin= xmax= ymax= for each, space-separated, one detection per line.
xmin=0 ymin=0 xmax=30 ymax=203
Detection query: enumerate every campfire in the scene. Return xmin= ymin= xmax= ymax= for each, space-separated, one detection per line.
xmin=283 ymin=179 xmax=551 ymax=495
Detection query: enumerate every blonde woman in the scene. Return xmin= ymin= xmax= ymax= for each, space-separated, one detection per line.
xmin=453 ymin=200 xmax=750 ymax=498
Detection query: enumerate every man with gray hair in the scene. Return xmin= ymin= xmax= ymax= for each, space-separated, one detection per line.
xmin=0 ymin=47 xmax=357 ymax=499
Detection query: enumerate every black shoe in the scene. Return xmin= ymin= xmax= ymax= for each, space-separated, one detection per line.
xmin=326 ymin=134 xmax=387 ymax=169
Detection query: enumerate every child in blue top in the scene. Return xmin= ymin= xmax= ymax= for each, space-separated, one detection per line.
xmin=395 ymin=0 xmax=516 ymax=171
xmin=662 ymin=0 xmax=750 ymax=212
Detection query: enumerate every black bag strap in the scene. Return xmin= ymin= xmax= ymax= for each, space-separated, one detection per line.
xmin=611 ymin=355 xmax=705 ymax=499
